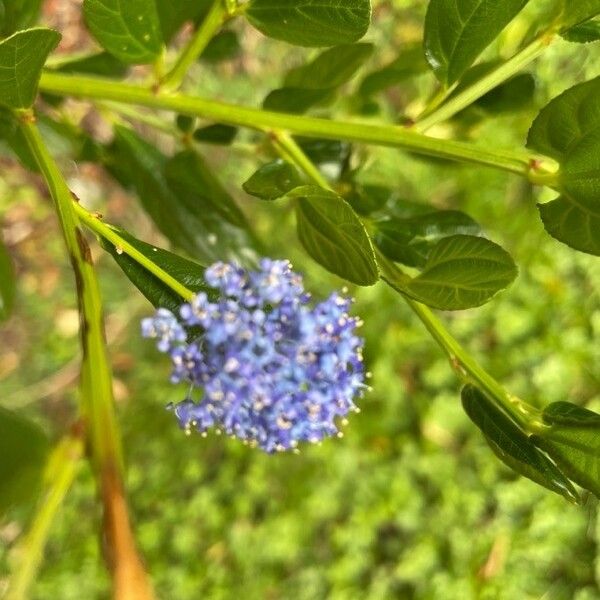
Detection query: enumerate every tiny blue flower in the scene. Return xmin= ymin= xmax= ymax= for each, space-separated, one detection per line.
xmin=142 ymin=259 xmax=367 ymax=452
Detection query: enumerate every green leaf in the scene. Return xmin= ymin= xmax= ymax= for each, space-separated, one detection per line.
xmin=243 ymin=160 xmax=303 ymax=200
xmin=558 ymin=0 xmax=600 ymax=31
xmin=527 ymin=77 xmax=600 ymax=256
xmin=201 ymin=30 xmax=241 ymax=62
xmin=83 ymin=0 xmax=163 ymax=64
xmin=561 ymin=18 xmax=600 ymax=42
xmin=0 ymin=238 xmax=15 ymax=321
xmin=527 ymin=77 xmax=600 ymax=160
xmin=0 ymin=0 xmax=42 ymax=36
xmin=245 ymin=0 xmax=372 ymax=47
xmin=53 ymin=51 xmax=128 ymax=78
xmin=461 ymin=386 xmax=579 ymax=503
xmin=164 ymin=149 xmax=248 ymax=228
xmin=108 ymin=127 xmax=252 ymax=264
xmin=538 ymin=197 xmax=600 ymax=255
xmin=284 ymin=43 xmax=374 ymax=89
xmin=475 ymin=73 xmax=535 ymax=113
xmin=424 ymin=0 xmax=529 ymax=85
xmin=358 ymin=44 xmax=428 ymax=97
xmin=286 ymin=185 xmax=378 ymax=285
xmin=193 ymin=124 xmax=238 ymax=145
xmin=374 ymin=210 xmax=482 ymax=268
xmin=534 ymin=401 xmax=600 ymax=498
xmin=263 ymin=87 xmax=333 ymax=114
xmin=402 ymin=234 xmax=518 ymax=310
xmin=100 ymin=226 xmax=212 ymax=312
xmin=0 ymin=406 xmax=49 ymax=515
xmin=0 ymin=28 xmax=60 ymax=109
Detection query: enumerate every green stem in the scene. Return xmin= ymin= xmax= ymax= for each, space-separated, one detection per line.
xmin=415 ymin=33 xmax=555 ymax=132
xmin=159 ymin=0 xmax=229 ymax=92
xmin=268 ymin=128 xmax=536 ymax=433
xmin=38 ymin=72 xmax=543 ymax=179
xmin=378 ymin=255 xmax=537 ymax=431
xmin=270 ymin=130 xmax=331 ymax=189
xmin=18 ymin=114 xmax=155 ymax=600
xmin=7 ymin=432 xmax=84 ymax=600
xmin=72 ymin=201 xmax=195 ymax=301
xmin=19 ymin=114 xmax=122 ymax=473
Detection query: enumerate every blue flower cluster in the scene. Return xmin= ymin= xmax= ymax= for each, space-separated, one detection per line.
xmin=141 ymin=259 xmax=366 ymax=452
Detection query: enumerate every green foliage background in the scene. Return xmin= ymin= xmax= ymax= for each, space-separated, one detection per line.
xmin=1 ymin=1 xmax=599 ymax=598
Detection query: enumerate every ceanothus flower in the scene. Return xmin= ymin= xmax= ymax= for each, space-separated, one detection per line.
xmin=141 ymin=258 xmax=367 ymax=453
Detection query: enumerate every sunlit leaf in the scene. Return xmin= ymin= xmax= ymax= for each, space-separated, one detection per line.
xmin=424 ymin=0 xmax=530 ymax=85
xmin=245 ymin=0 xmax=372 ymax=47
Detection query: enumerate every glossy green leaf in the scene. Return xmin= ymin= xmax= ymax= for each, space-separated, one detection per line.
xmin=100 ymin=226 xmax=212 ymax=312
xmin=245 ymin=0 xmax=372 ymax=47
xmin=0 ymin=406 xmax=49 ymax=515
xmin=0 ymin=28 xmax=60 ymax=109
xmin=157 ymin=0 xmax=212 ymax=42
xmin=284 ymin=43 xmax=374 ymax=89
xmin=534 ymin=401 xmax=600 ymax=498
xmin=202 ymin=30 xmax=241 ymax=62
xmin=403 ymin=234 xmax=518 ymax=310
xmin=461 ymin=386 xmax=579 ymax=502
xmin=83 ymin=0 xmax=163 ymax=64
xmin=108 ymin=127 xmax=252 ymax=264
xmin=561 ymin=18 xmax=600 ymax=42
xmin=558 ymin=0 xmax=600 ymax=30
xmin=527 ymin=77 xmax=600 ymax=256
xmin=243 ymin=160 xmax=303 ymax=200
xmin=424 ymin=0 xmax=529 ymax=85
xmin=193 ymin=124 xmax=238 ymax=145
xmin=165 ymin=149 xmax=248 ymax=228
xmin=374 ymin=210 xmax=482 ymax=268
xmin=0 ymin=0 xmax=42 ymax=36
xmin=263 ymin=87 xmax=333 ymax=114
xmin=0 ymin=238 xmax=15 ymax=321
xmin=287 ymin=185 xmax=378 ymax=285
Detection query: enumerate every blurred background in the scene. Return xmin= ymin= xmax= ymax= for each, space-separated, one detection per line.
xmin=0 ymin=1 xmax=599 ymax=598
